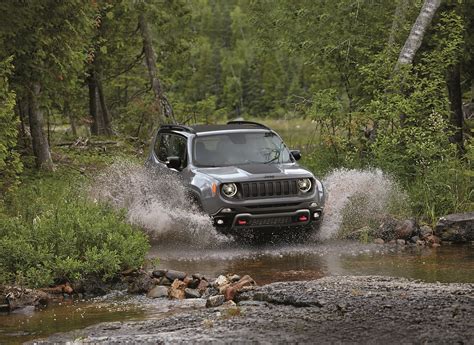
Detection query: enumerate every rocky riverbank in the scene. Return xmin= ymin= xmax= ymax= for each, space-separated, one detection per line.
xmin=33 ymin=275 xmax=474 ymax=344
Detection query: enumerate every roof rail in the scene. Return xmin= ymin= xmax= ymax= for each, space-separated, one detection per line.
xmin=159 ymin=124 xmax=196 ymax=134
xmin=226 ymin=120 xmax=270 ymax=130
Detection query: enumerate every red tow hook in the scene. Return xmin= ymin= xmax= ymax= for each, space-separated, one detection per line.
xmin=238 ymin=219 xmax=247 ymax=225
xmin=298 ymin=215 xmax=308 ymax=222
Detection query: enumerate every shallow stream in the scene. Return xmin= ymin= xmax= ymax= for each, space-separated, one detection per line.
xmin=1 ymin=241 xmax=473 ymax=344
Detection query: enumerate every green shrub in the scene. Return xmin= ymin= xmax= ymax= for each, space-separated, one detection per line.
xmin=0 ymin=172 xmax=149 ymax=288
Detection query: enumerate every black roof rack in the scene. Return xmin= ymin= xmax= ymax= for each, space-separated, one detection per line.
xmin=159 ymin=124 xmax=196 ymax=134
xmin=226 ymin=120 xmax=270 ymax=130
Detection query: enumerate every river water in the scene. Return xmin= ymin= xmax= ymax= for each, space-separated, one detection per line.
xmin=1 ymin=242 xmax=473 ymax=344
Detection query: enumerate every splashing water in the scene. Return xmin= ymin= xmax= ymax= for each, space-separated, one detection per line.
xmin=91 ymin=161 xmax=407 ymax=245
xmin=317 ymin=168 xmax=408 ymax=241
xmin=90 ymin=161 xmax=229 ymax=247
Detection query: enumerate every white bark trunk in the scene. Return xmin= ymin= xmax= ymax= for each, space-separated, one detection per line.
xmin=397 ymin=0 xmax=441 ymax=65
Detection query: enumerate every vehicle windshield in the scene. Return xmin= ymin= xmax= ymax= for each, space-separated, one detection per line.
xmin=193 ymin=131 xmax=293 ymax=167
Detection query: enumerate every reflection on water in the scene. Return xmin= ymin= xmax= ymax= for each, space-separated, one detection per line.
xmin=150 ymin=241 xmax=474 ymax=284
xmin=1 ymin=242 xmax=473 ymax=344
xmin=0 ymin=295 xmax=145 ymax=344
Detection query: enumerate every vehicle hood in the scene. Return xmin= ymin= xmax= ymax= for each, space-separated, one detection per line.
xmin=194 ymin=163 xmax=314 ymax=182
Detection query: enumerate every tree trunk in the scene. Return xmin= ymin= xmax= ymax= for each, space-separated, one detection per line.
xmin=64 ymin=100 xmax=77 ymax=137
xmin=97 ymin=75 xmax=113 ymax=136
xmin=17 ymin=98 xmax=29 ymax=147
xmin=397 ymin=0 xmax=441 ymax=65
xmin=446 ymin=63 xmax=465 ymax=154
xmin=138 ymin=12 xmax=174 ymax=125
xmin=28 ymin=83 xmax=54 ymax=171
xmin=88 ymin=71 xmax=103 ymax=135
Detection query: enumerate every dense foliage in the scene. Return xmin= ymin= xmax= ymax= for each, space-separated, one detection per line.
xmin=0 ymin=57 xmax=22 ymax=194
xmin=0 ymin=171 xmax=149 ymax=288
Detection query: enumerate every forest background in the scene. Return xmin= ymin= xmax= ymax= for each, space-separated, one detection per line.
xmin=0 ymin=0 xmax=472 ymax=288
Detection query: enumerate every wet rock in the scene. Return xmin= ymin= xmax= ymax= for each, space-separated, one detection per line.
xmin=159 ymin=276 xmax=172 ymax=286
xmin=214 ymin=275 xmax=230 ymax=288
xmin=152 ymin=269 xmax=168 ymax=278
xmin=197 ymin=279 xmax=209 ymax=293
xmin=127 ymin=271 xmax=155 ymax=294
xmin=206 ymin=295 xmax=225 ymax=308
xmin=165 ymin=270 xmax=187 ymax=281
xmin=75 ymin=278 xmax=109 ymax=296
xmin=192 ymin=273 xmax=206 ymax=281
xmin=224 ymin=275 xmax=257 ymax=301
xmin=202 ymin=287 xmax=219 ymax=299
xmin=147 ymin=286 xmax=169 ymax=299
xmin=396 ymin=239 xmax=406 ymax=245
xmin=420 ymin=225 xmax=433 ymax=239
xmin=435 ymin=212 xmax=474 ymax=243
xmin=410 ymin=236 xmax=420 ymax=243
xmin=373 ymin=238 xmax=384 ymax=245
xmin=229 ymin=274 xmax=241 ymax=282
xmin=376 ymin=216 xmax=399 ymax=241
xmin=395 ymin=219 xmax=416 ymax=240
xmin=187 ymin=278 xmax=200 ymax=289
xmin=219 ymin=283 xmax=231 ymax=294
xmin=183 ymin=276 xmax=193 ymax=287
xmin=169 ymin=280 xmax=186 ymax=300
xmin=220 ymin=300 xmax=237 ymax=308
xmin=425 ymin=234 xmax=441 ymax=246
xmin=237 ymin=300 xmax=268 ymax=307
xmin=1 ymin=287 xmax=49 ymax=311
xmin=185 ymin=288 xmax=201 ymax=299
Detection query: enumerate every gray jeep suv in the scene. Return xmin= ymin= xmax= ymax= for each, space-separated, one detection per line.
xmin=146 ymin=121 xmax=325 ymax=236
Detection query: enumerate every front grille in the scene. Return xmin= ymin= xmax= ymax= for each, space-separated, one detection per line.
xmin=240 ymin=180 xmax=299 ymax=199
xmin=248 ymin=216 xmax=292 ymax=226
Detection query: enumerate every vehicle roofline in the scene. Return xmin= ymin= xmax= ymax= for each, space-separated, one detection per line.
xmin=193 ymin=128 xmax=274 ymax=136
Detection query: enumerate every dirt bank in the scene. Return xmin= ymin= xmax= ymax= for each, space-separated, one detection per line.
xmin=33 ymin=275 xmax=473 ymax=344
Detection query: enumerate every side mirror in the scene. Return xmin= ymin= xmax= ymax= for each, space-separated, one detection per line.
xmin=166 ymin=156 xmax=181 ymax=170
xmin=290 ymin=150 xmax=301 ymax=161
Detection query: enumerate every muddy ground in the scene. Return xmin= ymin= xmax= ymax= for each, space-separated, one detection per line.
xmin=33 ymin=275 xmax=473 ymax=344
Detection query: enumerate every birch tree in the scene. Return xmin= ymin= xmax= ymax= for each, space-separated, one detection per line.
xmin=397 ymin=0 xmax=442 ymax=65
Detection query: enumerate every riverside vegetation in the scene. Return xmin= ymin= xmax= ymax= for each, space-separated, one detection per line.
xmin=0 ymin=1 xmax=473 ymax=291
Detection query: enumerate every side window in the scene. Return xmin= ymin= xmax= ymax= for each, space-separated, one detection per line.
xmin=154 ymin=133 xmax=188 ymax=170
xmin=154 ymin=133 xmax=171 ymax=162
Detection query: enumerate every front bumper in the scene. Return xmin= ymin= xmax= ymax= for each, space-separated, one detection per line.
xmin=211 ymin=200 xmax=323 ymax=231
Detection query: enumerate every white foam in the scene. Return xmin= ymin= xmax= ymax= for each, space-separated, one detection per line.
xmin=317 ymin=168 xmax=408 ymax=240
xmin=90 ymin=160 xmax=229 ymax=247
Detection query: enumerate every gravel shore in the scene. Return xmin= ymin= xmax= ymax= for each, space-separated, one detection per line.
xmin=33 ymin=275 xmax=474 ymax=344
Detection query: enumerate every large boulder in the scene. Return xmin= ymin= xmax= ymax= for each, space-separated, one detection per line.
xmin=435 ymin=212 xmax=474 ymax=243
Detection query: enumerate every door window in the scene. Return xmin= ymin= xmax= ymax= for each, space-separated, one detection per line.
xmin=154 ymin=133 xmax=188 ymax=170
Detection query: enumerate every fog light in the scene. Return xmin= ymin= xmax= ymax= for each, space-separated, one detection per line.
xmin=221 ymin=208 xmax=232 ymax=213
xmin=217 ymin=219 xmax=224 ymax=225
xmin=313 ymin=212 xmax=320 ymax=219
xmin=310 ymin=202 xmax=318 ymax=208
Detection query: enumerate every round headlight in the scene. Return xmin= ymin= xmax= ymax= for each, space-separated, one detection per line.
xmin=297 ymin=178 xmax=312 ymax=193
xmin=222 ymin=183 xmax=237 ymax=197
